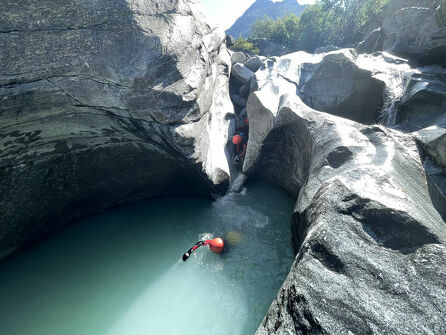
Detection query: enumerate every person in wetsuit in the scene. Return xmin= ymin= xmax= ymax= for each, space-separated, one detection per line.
xmin=232 ymin=118 xmax=249 ymax=165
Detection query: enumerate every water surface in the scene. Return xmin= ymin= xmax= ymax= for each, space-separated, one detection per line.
xmin=0 ymin=182 xmax=295 ymax=335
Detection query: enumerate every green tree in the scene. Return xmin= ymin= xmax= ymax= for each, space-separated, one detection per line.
xmin=296 ymin=0 xmax=390 ymax=52
xmin=249 ymin=0 xmax=390 ymax=54
xmin=250 ymin=14 xmax=300 ymax=50
xmin=251 ymin=15 xmax=275 ymax=40
xmin=233 ymin=36 xmax=260 ymax=54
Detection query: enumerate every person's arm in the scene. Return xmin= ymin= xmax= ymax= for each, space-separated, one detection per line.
xmin=240 ymin=144 xmax=247 ymax=157
xmin=182 ymin=240 xmax=205 ymax=261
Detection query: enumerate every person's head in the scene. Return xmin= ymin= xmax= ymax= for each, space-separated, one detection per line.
xmin=232 ymin=134 xmax=242 ymax=144
xmin=209 ymin=238 xmax=224 ymax=254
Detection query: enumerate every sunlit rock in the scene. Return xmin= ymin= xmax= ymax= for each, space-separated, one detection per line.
xmin=356 ymin=28 xmax=383 ymax=54
xmin=314 ymin=44 xmax=339 ymax=54
xmin=396 ymin=73 xmax=446 ymax=131
xmin=231 ymin=51 xmax=247 ymax=65
xmin=245 ymin=56 xmax=264 ymax=72
xmin=382 ymin=0 xmax=446 ymax=65
xmin=416 ymin=126 xmax=446 ymax=168
xmin=252 ymin=94 xmax=446 ymax=334
xmin=300 ymin=51 xmax=385 ymax=124
xmin=231 ymin=63 xmax=255 ymax=85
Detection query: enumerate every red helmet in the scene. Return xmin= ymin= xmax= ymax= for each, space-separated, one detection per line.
xmin=232 ymin=135 xmax=242 ymax=144
xmin=209 ymin=238 xmax=224 ymax=254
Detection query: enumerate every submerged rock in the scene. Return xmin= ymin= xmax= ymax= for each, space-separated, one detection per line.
xmin=0 ymin=0 xmax=233 ymax=259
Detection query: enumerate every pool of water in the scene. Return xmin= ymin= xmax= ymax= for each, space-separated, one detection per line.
xmin=0 ymin=182 xmax=295 ymax=335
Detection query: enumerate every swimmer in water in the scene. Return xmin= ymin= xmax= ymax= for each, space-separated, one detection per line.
xmin=182 ymin=238 xmax=224 ymax=262
xmin=181 ymin=231 xmax=242 ymax=262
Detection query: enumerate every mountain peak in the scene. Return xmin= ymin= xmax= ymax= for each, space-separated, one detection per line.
xmin=226 ymin=0 xmax=307 ymax=38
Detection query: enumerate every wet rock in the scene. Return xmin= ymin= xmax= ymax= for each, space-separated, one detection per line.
xmin=0 ymin=0 xmax=233 ymax=260
xmin=326 ymin=146 xmax=353 ymax=168
xmin=231 ymin=63 xmax=255 ymax=85
xmin=356 ymin=28 xmax=383 ymax=54
xmin=396 ymin=73 xmax=446 ymax=131
xmin=437 ymin=0 xmax=446 ymax=26
xmin=250 ymin=94 xmax=446 ymax=335
xmin=245 ymin=56 xmax=263 ymax=72
xmin=416 ymin=126 xmax=446 ymax=169
xmin=231 ymin=51 xmax=246 ymax=65
xmin=425 ymin=162 xmax=446 ymax=220
xmin=300 ymin=51 xmax=385 ymax=124
xmin=417 ymin=129 xmax=446 ymax=220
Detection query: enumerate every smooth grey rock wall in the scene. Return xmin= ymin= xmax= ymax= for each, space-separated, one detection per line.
xmin=355 ymin=0 xmax=446 ymax=65
xmin=0 ymin=0 xmax=233 ymax=260
xmin=379 ymin=0 xmax=446 ymax=65
xmin=299 ymin=52 xmax=385 ymax=124
xmin=231 ymin=63 xmax=255 ymax=85
xmin=396 ymin=73 xmax=446 ymax=131
xmin=243 ymin=47 xmax=446 ymax=333
xmin=417 ymin=128 xmax=446 ymax=168
xmin=251 ymin=94 xmax=446 ymax=335
xmin=245 ymin=50 xmax=387 ymax=126
xmin=356 ymin=28 xmax=383 ymax=54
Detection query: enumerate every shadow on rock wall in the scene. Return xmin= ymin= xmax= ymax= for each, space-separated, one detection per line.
xmin=0 ymin=0 xmax=229 ymax=260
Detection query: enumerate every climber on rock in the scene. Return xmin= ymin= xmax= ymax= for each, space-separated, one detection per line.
xmin=232 ymin=132 xmax=247 ymax=165
xmin=232 ymin=117 xmax=249 ymax=166
xmin=232 ymin=133 xmax=245 ymax=155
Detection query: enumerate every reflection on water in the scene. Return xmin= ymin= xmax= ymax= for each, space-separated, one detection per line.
xmin=0 ymin=182 xmax=295 ymax=335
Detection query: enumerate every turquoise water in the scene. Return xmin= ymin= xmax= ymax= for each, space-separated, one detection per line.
xmin=0 ymin=182 xmax=295 ymax=335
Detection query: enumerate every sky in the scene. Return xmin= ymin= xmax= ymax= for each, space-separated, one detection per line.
xmin=200 ymin=0 xmax=317 ymax=31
